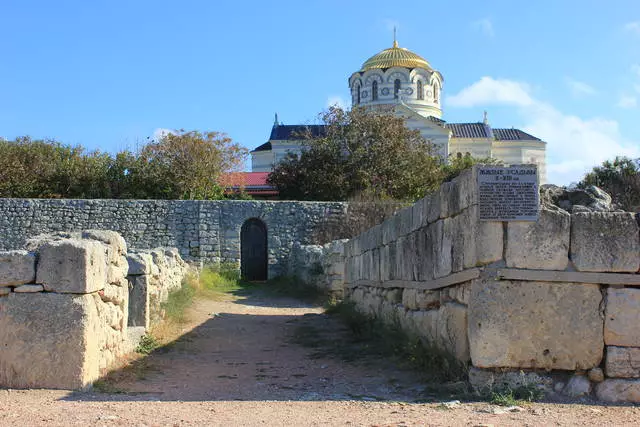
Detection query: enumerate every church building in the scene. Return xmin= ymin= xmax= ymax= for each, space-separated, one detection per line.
xmin=251 ymin=39 xmax=547 ymax=183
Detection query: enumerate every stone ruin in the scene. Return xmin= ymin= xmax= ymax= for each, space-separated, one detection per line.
xmin=0 ymin=230 xmax=188 ymax=389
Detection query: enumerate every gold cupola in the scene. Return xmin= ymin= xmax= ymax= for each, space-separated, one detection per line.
xmin=360 ymin=40 xmax=432 ymax=71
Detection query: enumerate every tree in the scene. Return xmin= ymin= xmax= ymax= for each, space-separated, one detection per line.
xmin=579 ymin=156 xmax=640 ymax=212
xmin=135 ymin=130 xmax=248 ymax=200
xmin=267 ymin=106 xmax=443 ymax=201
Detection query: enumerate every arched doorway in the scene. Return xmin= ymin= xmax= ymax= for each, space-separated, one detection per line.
xmin=240 ymin=218 xmax=268 ymax=281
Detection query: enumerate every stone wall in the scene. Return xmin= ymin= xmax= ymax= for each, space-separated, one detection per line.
xmin=336 ymin=166 xmax=640 ymax=402
xmin=0 ymin=199 xmax=347 ymax=278
xmin=288 ymin=240 xmax=348 ymax=296
xmin=0 ymin=230 xmax=188 ymax=390
xmin=127 ymin=248 xmax=188 ymax=330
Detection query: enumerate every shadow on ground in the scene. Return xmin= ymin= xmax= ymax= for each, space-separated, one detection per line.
xmin=61 ymin=291 xmax=455 ymax=404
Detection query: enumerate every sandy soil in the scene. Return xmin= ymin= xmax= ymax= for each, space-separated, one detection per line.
xmin=2 ymin=290 xmax=639 ymax=426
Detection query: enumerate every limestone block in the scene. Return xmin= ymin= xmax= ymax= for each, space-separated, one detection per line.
xmin=127 ymin=252 xmax=153 ymax=276
xmin=381 ymin=218 xmax=396 ymax=246
xmin=571 ymin=212 xmax=640 ymax=272
xmin=563 ymin=375 xmax=592 ymax=397
xmin=36 ymin=239 xmax=106 ymax=294
xmin=0 ymin=251 xmax=36 ymax=287
xmin=438 ymin=181 xmax=458 ymax=218
xmin=426 ymin=191 xmax=441 ymax=224
xmin=474 ymin=206 xmax=504 ymax=266
xmin=13 ymin=284 xmax=44 ymax=293
xmin=452 ymin=167 xmax=477 ymax=213
xmin=81 ymin=230 xmax=127 ymax=265
xmin=383 ymin=288 xmax=402 ymax=303
xmin=606 ymin=346 xmax=640 ymax=378
xmin=605 ymin=288 xmax=640 ymax=347
xmin=596 ymin=379 xmax=640 ymax=403
xmin=589 ymin=367 xmax=605 ymax=383
xmin=402 ymin=288 xmax=418 ymax=310
xmin=506 ymin=208 xmax=570 ymax=270
xmin=0 ymin=288 xmax=10 ymax=296
xmin=416 ymin=290 xmax=440 ymax=310
xmin=0 ymin=293 xmax=100 ymax=390
xmin=397 ymin=206 xmax=413 ymax=238
xmin=450 ymin=206 xmax=503 ymax=272
xmin=429 ymin=220 xmax=452 ymax=279
xmin=412 ymin=309 xmax=438 ymax=343
xmin=411 ymin=198 xmax=425 ymax=233
xmin=469 ymin=279 xmax=603 ymax=370
xmin=437 ymin=302 xmax=470 ymax=362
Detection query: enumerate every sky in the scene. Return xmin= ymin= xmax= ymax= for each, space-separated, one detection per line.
xmin=1 ymin=0 xmax=640 ymax=184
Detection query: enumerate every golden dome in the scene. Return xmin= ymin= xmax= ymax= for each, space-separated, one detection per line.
xmin=360 ymin=40 xmax=432 ymax=71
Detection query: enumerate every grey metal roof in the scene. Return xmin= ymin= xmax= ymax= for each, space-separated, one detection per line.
xmin=446 ymin=122 xmax=541 ymax=141
xmin=251 ymin=141 xmax=272 ymax=153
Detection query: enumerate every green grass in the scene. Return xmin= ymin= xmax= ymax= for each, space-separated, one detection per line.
xmin=304 ymin=300 xmax=468 ymax=384
xmin=490 ymin=385 xmax=545 ymax=406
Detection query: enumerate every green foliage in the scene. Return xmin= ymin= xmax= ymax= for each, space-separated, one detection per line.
xmin=0 ymin=131 xmax=247 ymax=200
xmin=490 ymin=384 xmax=544 ymax=406
xmin=135 ymin=334 xmax=160 ymax=355
xmin=441 ymin=152 xmax=502 ymax=182
xmin=268 ymin=106 xmax=443 ymax=202
xmin=161 ymin=281 xmax=197 ymax=324
xmin=579 ymin=156 xmax=640 ymax=212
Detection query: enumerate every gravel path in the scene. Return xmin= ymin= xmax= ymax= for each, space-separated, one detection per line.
xmin=2 ymin=290 xmax=639 ymax=426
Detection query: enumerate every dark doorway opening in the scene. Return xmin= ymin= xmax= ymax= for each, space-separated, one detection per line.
xmin=240 ymin=218 xmax=268 ymax=281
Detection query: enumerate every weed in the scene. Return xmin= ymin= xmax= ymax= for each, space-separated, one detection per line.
xmin=92 ymin=379 xmax=126 ymax=394
xmin=489 ymin=384 xmax=544 ymax=406
xmin=135 ymin=334 xmax=160 ymax=355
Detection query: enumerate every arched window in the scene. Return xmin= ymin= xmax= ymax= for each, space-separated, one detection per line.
xmin=434 ymin=82 xmax=440 ymax=103
xmin=357 ymin=85 xmax=361 ymax=104
xmin=372 ymin=81 xmax=378 ymax=101
xmin=417 ymin=81 xmax=424 ymax=100
xmin=394 ymin=79 xmax=401 ymax=98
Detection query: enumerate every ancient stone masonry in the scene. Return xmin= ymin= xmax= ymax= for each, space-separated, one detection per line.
xmin=288 ymin=239 xmax=348 ymax=296
xmin=0 ymin=230 xmax=188 ymax=390
xmin=313 ymin=166 xmax=640 ymax=403
xmin=0 ymin=199 xmax=347 ymax=278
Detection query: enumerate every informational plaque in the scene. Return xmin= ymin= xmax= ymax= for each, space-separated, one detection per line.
xmin=477 ymin=165 xmax=539 ymax=221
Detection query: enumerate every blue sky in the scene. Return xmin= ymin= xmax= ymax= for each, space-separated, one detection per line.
xmin=2 ymin=0 xmax=639 ymax=184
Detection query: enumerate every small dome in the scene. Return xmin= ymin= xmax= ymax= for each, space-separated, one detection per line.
xmin=360 ymin=40 xmax=432 ymax=71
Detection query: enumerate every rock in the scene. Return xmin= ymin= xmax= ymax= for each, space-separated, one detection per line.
xmin=563 ymin=375 xmax=592 ymax=397
xmin=540 ymin=184 xmax=614 ymax=212
xmin=416 ymin=290 xmax=440 ymax=310
xmin=589 ymin=367 xmax=605 ymax=383
xmin=450 ymin=206 xmax=503 ymax=272
xmin=81 ymin=230 xmax=127 ymax=265
xmin=128 ymin=275 xmax=150 ymax=329
xmin=0 ymin=293 xmax=100 ymax=389
xmin=0 ymin=251 xmax=36 ymax=287
xmin=436 ymin=302 xmax=469 ymax=362
xmin=126 ymin=253 xmax=153 ymax=276
xmin=570 ymin=212 xmax=640 ymax=272
xmin=13 ymin=284 xmax=44 ymax=293
xmin=554 ymin=382 xmax=565 ymax=393
xmin=0 ymin=288 xmax=11 ymax=296
xmin=468 ymin=367 xmax=553 ymax=394
xmin=604 ymin=288 xmax=640 ymax=347
xmin=605 ymin=346 xmax=640 ymax=378
xmin=596 ymin=379 xmax=640 ymax=403
xmin=36 ymin=239 xmax=106 ymax=294
xmin=505 ymin=208 xmax=570 ymax=270
xmin=402 ymin=288 xmax=418 ymax=310
xmin=468 ymin=278 xmax=603 ymax=370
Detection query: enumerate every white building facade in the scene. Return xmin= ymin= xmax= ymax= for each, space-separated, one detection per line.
xmin=252 ymin=40 xmax=546 ymax=183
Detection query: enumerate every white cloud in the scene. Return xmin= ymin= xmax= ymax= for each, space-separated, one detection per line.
xmin=624 ymin=21 xmax=640 ymax=35
xmin=153 ymin=128 xmax=177 ymax=140
xmin=326 ymin=95 xmax=348 ymax=110
xmin=617 ymin=94 xmax=638 ymax=108
xmin=472 ymin=18 xmax=495 ymax=38
xmin=447 ymin=77 xmax=640 ymax=185
xmin=565 ymin=77 xmax=597 ymax=97
xmin=446 ymin=76 xmax=533 ymax=107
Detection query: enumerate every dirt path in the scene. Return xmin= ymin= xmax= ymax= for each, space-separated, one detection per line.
xmin=2 ymin=290 xmax=640 ymax=426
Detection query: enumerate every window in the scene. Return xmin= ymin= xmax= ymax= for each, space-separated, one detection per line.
xmin=434 ymin=82 xmax=439 ymax=103
xmin=394 ymin=79 xmax=401 ymax=98
xmin=357 ymin=85 xmax=361 ymax=104
xmin=372 ymin=81 xmax=378 ymax=101
xmin=417 ymin=80 xmax=424 ymax=100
